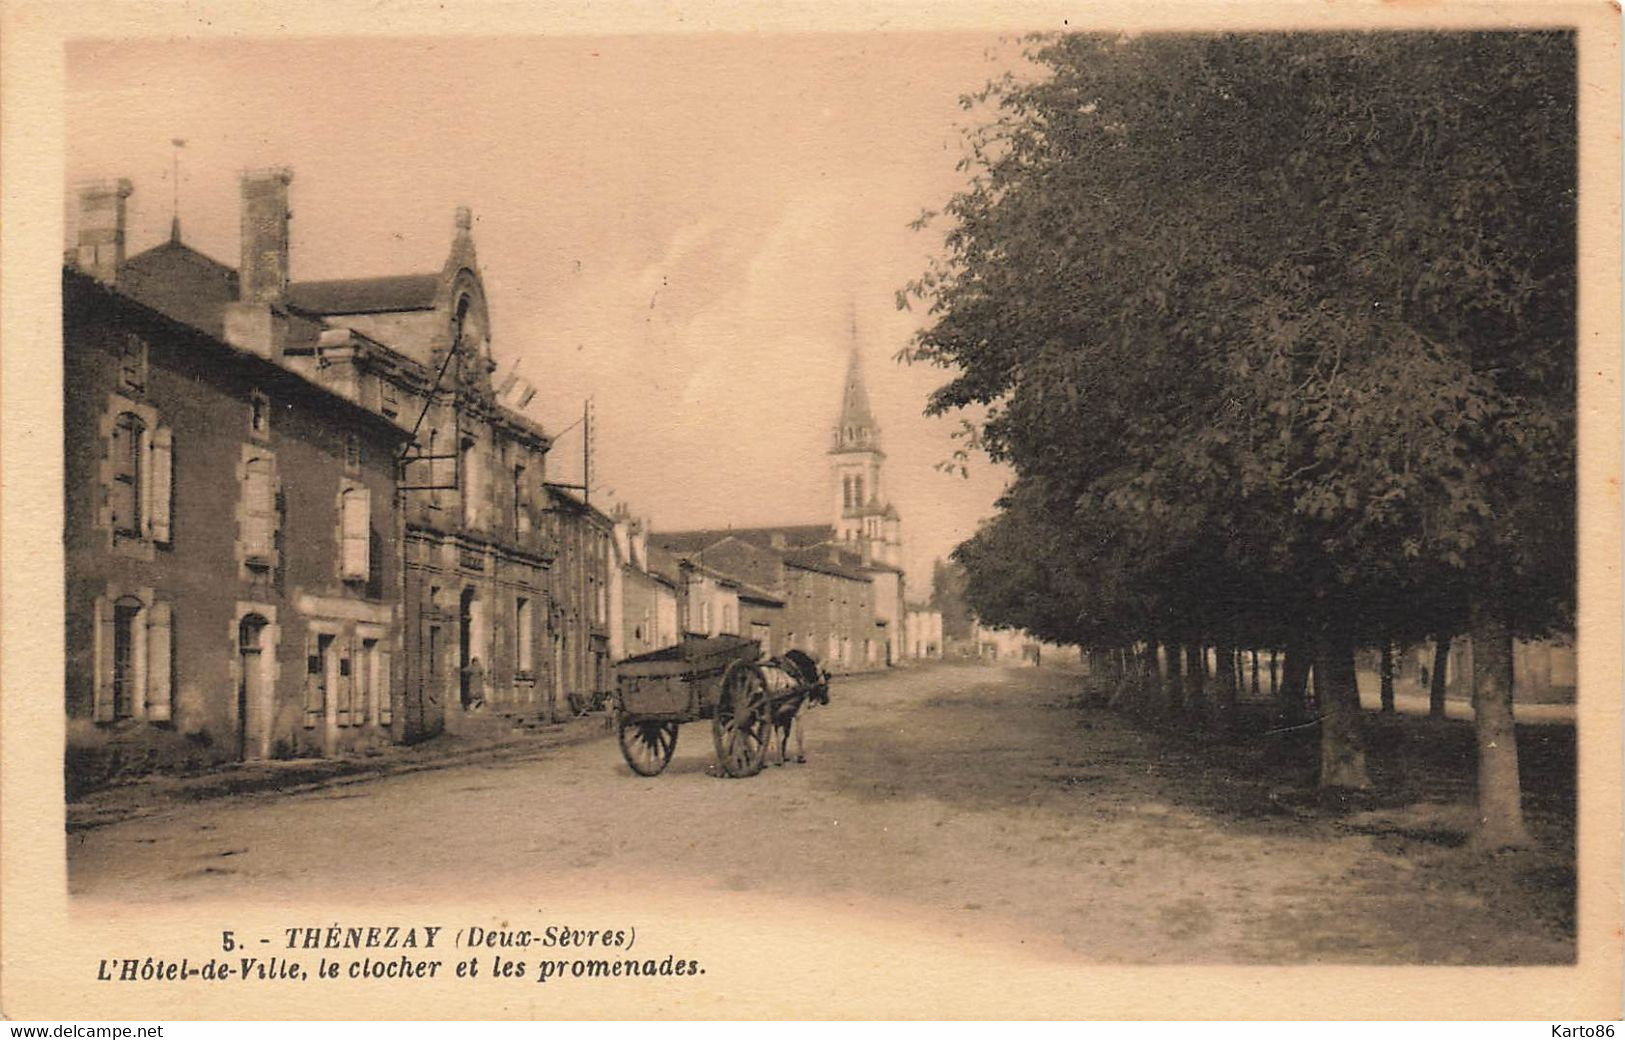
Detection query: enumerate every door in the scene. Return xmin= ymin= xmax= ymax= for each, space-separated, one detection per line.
xmin=237 ymin=614 xmax=268 ymax=760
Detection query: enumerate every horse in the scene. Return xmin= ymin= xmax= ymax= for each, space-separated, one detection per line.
xmin=761 ymin=649 xmax=830 ymax=766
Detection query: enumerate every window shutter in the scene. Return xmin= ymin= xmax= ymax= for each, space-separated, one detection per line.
xmin=302 ymin=630 xmax=321 ymax=728
xmin=341 ymin=487 xmax=370 ymax=581
xmin=93 ymin=595 xmax=115 ymax=722
xmin=244 ymin=459 xmax=275 ymax=562
xmin=146 ymin=601 xmax=173 ymax=721
xmin=149 ymin=425 xmax=173 ymax=544
xmin=377 ymin=649 xmax=393 ymax=726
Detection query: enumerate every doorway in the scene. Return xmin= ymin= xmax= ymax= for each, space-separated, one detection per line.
xmin=237 ymin=614 xmax=268 ymax=760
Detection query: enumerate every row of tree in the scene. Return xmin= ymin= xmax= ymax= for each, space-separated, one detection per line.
xmin=904 ymin=31 xmax=1576 ymax=848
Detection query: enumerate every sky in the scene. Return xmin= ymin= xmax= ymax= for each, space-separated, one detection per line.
xmin=65 ymin=34 xmax=1023 ymax=596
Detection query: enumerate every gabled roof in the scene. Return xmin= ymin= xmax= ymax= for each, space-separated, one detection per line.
xmin=288 ymin=273 xmax=441 ymax=315
xmin=117 ymin=239 xmax=240 ymax=340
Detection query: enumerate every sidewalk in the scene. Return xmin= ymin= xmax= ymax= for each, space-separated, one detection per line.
xmin=66 ymin=712 xmax=613 ymax=833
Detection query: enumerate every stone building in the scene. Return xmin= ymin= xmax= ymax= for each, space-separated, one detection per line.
xmin=68 ymin=166 xmax=562 ymax=770
xmin=64 ymin=180 xmax=410 ymax=784
xmin=544 ymin=487 xmax=616 ymax=714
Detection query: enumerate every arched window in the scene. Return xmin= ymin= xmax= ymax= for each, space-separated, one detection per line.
xmin=110 ymin=413 xmax=145 ymax=537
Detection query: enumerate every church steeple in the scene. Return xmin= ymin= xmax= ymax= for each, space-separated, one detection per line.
xmin=832 ymin=311 xmax=881 ymax=455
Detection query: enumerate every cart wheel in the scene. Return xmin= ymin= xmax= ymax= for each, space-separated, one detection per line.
xmin=619 ymin=719 xmax=679 ymax=777
xmin=712 ymin=661 xmax=769 ymax=778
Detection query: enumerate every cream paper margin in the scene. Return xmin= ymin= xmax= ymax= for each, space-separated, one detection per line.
xmin=1 ymin=0 xmax=1619 ymax=1021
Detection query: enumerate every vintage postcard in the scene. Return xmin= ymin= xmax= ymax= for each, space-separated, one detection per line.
xmin=2 ymin=0 xmax=1620 ymax=1022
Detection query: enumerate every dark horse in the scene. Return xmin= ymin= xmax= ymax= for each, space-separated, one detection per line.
xmin=763 ymin=649 xmax=830 ymax=766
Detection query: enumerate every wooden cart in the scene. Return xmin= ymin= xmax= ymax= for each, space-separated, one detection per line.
xmin=612 ymin=635 xmax=826 ymax=778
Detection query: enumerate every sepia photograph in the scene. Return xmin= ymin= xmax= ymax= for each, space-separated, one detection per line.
xmin=2 ymin=0 xmax=1620 ymax=1023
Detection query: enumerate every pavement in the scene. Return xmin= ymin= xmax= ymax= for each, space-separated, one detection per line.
xmin=65 ymin=711 xmax=613 ymax=833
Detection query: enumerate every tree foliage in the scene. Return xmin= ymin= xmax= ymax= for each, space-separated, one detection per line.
xmin=908 ymin=31 xmax=1575 ymax=821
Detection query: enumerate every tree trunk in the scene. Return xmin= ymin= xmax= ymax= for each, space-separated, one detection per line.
xmin=1315 ymin=628 xmax=1371 ymax=789
xmin=1269 ymin=650 xmax=1278 ymax=698
xmin=1379 ymin=641 xmax=1395 ymax=714
xmin=1276 ymin=640 xmax=1309 ymax=724
xmin=1250 ymin=650 xmax=1261 ymax=697
xmin=1184 ymin=643 xmax=1207 ymax=722
xmin=1469 ymin=600 xmax=1532 ymax=849
xmin=1163 ymin=641 xmax=1184 ymax=716
xmin=1214 ymin=644 xmax=1238 ymax=732
xmin=1429 ymin=634 xmax=1451 ymax=718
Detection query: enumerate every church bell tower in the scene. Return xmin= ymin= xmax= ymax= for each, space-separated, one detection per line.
xmin=829 ymin=312 xmax=902 ymax=567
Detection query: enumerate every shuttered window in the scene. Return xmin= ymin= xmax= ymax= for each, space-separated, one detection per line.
xmin=242 ymin=456 xmax=276 ymax=564
xmin=340 ymin=486 xmax=371 ymax=581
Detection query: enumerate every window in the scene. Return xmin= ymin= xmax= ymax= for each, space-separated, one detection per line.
xmin=112 ymin=599 xmax=141 ymax=718
xmin=853 ymin=475 xmax=864 ymax=506
xmin=513 ymin=463 xmax=529 ymax=535
xmin=723 ymin=603 xmax=736 ymax=635
xmin=516 ymin=597 xmax=533 ymax=674
xmin=110 ymin=413 xmax=144 ymax=538
xmin=340 ymin=485 xmax=371 ymax=582
xmin=249 ymin=390 xmax=270 ymax=439
xmin=93 ymin=593 xmax=171 ymax=723
xmin=344 ymin=434 xmax=361 ymax=473
xmin=118 ymin=333 xmax=147 ymax=392
xmin=461 ymin=437 xmax=481 ymax=528
xmin=304 ymin=632 xmax=335 ymax=728
xmin=336 ymin=639 xmax=356 ymax=726
xmin=242 ymin=454 xmax=277 ymax=566
xmin=380 ymin=381 xmax=399 ymax=419
xmin=701 ymin=601 xmax=713 ymax=635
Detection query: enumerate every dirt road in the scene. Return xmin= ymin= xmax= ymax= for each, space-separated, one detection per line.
xmin=67 ymin=662 xmax=1574 ymax=964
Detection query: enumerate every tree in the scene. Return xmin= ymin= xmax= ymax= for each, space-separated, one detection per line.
xmin=906 ymin=32 xmax=1575 ymax=836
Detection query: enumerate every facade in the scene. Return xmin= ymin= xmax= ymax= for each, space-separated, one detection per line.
xmin=66 ymin=165 xmax=569 ymax=788
xmin=904 ymin=607 xmax=944 ymax=659
xmin=236 ymin=174 xmax=556 ymax=739
xmin=65 ymin=181 xmax=410 ymax=784
xmin=545 ymin=488 xmax=616 ymax=714
xmin=614 ymin=511 xmax=678 ymax=659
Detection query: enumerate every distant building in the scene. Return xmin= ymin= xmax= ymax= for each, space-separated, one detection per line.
xmin=904 ymin=607 xmax=943 ymax=659
xmin=545 ymin=487 xmax=615 ymax=714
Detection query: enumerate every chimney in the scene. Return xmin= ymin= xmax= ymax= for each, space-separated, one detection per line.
xmin=225 ymin=167 xmax=293 ymax=359
xmin=76 ymin=179 xmax=133 ymax=285
xmin=238 ymin=167 xmax=293 ymax=303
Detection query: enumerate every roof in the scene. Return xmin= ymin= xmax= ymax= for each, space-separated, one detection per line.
xmin=287 ymin=273 xmax=442 ymax=315
xmin=734 ymin=579 xmax=785 ymax=607
xmin=117 ymin=240 xmax=240 ymax=340
xmin=782 ymin=546 xmax=873 ymax=583
xmin=546 ymin=486 xmax=615 ymax=525
xmin=651 ymin=524 xmax=834 ymax=556
xmin=64 ymin=268 xmax=411 ymax=444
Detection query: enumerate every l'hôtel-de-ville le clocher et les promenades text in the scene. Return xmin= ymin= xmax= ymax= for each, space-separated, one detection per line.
xmin=64 ymin=168 xmax=945 ymax=780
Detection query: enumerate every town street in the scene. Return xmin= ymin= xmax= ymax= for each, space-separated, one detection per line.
xmin=67 ymin=662 xmax=1573 ymax=965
